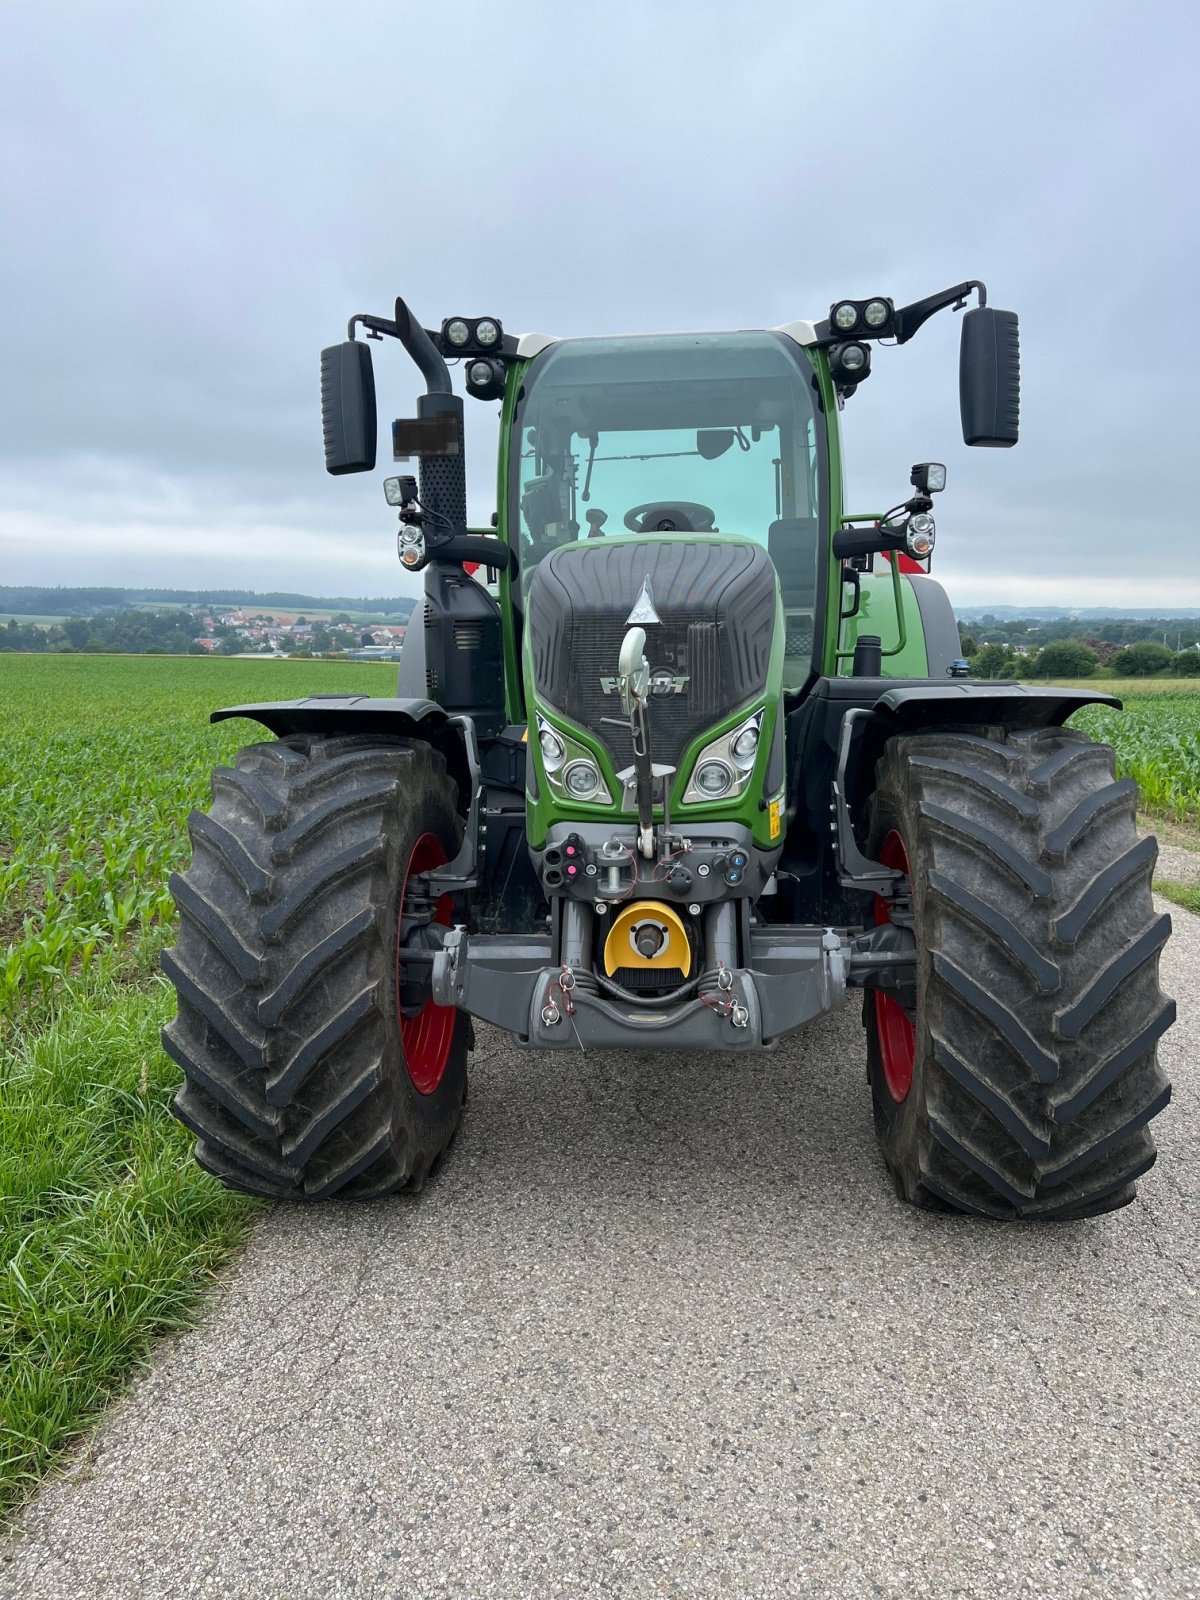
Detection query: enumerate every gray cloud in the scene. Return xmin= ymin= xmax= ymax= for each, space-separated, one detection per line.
xmin=2 ymin=0 xmax=1196 ymax=603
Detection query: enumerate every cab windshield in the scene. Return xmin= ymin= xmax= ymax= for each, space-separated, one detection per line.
xmin=511 ymin=331 xmax=825 ymax=672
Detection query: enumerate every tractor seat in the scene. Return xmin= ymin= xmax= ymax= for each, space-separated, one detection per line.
xmin=767 ymin=517 xmax=819 ymax=612
xmin=769 ymin=517 xmax=819 ymax=674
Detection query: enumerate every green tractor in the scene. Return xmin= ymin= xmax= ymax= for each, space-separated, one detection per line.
xmin=162 ymin=281 xmax=1174 ymax=1217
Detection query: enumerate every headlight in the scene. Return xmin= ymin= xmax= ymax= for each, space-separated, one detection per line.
xmin=682 ymin=710 xmax=765 ymax=804
xmin=833 ymin=302 xmax=859 ymax=331
xmin=563 ymin=758 xmax=603 ymax=800
xmin=694 ymin=760 xmax=734 ymax=797
xmin=730 ymin=725 xmax=760 ymax=767
xmin=839 ymin=343 xmax=868 ymax=372
xmin=474 ymin=318 xmax=500 ymax=347
xmin=539 ymin=726 xmax=565 ymax=769
xmin=444 ymin=318 xmax=471 ymax=347
xmin=863 ymin=298 xmax=890 ymax=328
xmin=537 ymin=716 xmax=614 ymax=804
xmin=906 ymin=513 xmax=936 ymax=559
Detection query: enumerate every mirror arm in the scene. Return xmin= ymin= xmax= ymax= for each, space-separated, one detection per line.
xmin=347 ymin=298 xmax=454 ymax=396
xmin=832 ymin=522 xmax=907 ymax=560
xmin=839 ymin=566 xmax=862 ymax=620
xmin=893 ymin=280 xmax=986 ymax=345
xmin=348 ymin=312 xmax=397 ymax=341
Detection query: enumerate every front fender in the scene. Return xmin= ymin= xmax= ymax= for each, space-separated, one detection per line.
xmin=842 ymin=682 xmax=1122 ymax=831
xmin=210 ymin=694 xmax=448 ymax=738
xmin=209 ymin=696 xmax=472 ymax=814
xmin=873 ymin=682 xmax=1120 ymax=729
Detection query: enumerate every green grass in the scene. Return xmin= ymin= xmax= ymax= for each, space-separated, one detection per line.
xmin=0 ymin=653 xmax=387 ymax=1518
xmin=0 ymin=614 xmax=68 ymax=626
xmin=1155 ymin=879 xmax=1200 ymax=915
xmin=0 ymin=979 xmax=255 ymax=1515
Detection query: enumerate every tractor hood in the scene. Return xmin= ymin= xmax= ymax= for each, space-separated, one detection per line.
xmin=524 ymin=534 xmax=779 ymax=775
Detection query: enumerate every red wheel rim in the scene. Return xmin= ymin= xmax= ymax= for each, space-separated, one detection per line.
xmin=873 ymin=829 xmax=915 ymax=1103
xmin=396 ymin=833 xmax=456 ymax=1095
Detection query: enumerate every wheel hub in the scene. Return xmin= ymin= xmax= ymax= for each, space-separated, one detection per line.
xmin=873 ymin=829 xmax=916 ymax=1103
xmin=396 ymin=834 xmax=457 ymax=1096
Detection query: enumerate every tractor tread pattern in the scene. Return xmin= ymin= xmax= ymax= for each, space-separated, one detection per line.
xmin=867 ymin=725 xmax=1173 ymax=1219
xmin=926 ymin=869 xmax=1059 ymax=991
xmin=1052 ymin=835 xmax=1157 ymax=947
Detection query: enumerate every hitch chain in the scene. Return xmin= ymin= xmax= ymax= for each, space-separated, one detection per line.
xmin=541 ymin=965 xmax=577 ymax=1029
xmin=699 ymin=962 xmax=749 ymax=1028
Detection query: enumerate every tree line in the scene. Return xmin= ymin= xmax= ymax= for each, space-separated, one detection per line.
xmin=0 ymin=610 xmax=386 ymax=657
xmin=2 ymin=611 xmax=214 ymax=655
xmin=0 ymin=586 xmax=415 ymax=618
xmin=961 ymin=637 xmax=1200 ymax=679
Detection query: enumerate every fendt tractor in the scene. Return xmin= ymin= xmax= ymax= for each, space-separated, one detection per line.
xmin=162 ymin=280 xmax=1175 ymax=1218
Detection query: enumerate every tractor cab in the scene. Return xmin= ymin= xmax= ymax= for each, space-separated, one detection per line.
xmin=509 ymin=330 xmax=823 ymax=688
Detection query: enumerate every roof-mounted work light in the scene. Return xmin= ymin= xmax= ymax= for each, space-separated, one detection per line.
xmin=465 ymin=357 xmax=506 ymax=401
xmin=828 ymin=341 xmax=872 ymax=389
xmin=828 ymin=296 xmax=896 ymax=338
xmin=440 ymin=316 xmax=505 ymax=356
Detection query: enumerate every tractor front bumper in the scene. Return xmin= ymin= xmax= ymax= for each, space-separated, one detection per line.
xmin=430 ymin=925 xmax=895 ymax=1051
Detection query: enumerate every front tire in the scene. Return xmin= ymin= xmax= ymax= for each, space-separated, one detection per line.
xmin=162 ymin=734 xmax=468 ymax=1200
xmin=865 ymin=726 xmax=1173 ymax=1219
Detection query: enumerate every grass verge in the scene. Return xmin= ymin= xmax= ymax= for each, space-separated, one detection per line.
xmin=0 ymin=974 xmax=256 ymax=1521
xmin=1154 ymin=879 xmax=1200 ymax=916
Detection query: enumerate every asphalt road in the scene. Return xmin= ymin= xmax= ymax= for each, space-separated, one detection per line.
xmin=3 ymin=900 xmax=1197 ymax=1600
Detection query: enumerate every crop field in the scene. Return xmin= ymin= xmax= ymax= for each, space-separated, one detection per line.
xmin=0 ymin=654 xmax=388 ymax=1022
xmin=1067 ymin=685 xmax=1200 ymax=824
xmin=0 ymin=653 xmax=387 ymax=1514
xmin=1 ymin=653 xmax=1198 ymax=1518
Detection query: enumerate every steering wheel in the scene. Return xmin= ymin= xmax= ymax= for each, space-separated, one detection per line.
xmin=623 ymin=501 xmax=717 ymax=534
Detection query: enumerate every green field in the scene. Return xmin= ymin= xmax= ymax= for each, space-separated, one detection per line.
xmin=0 ymin=654 xmax=387 ymax=1516
xmin=1066 ymin=685 xmax=1200 ymax=824
xmin=0 ymin=614 xmax=69 ymax=627
xmin=1 ymin=654 xmax=1198 ymax=1517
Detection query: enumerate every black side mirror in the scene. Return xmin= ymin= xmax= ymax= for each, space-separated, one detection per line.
xmin=959 ymin=307 xmax=1020 ymax=447
xmin=320 ymin=341 xmax=377 ymax=474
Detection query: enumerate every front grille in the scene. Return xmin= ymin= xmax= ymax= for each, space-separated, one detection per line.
xmin=527 ymin=538 xmax=777 ymax=772
xmin=563 ymin=613 xmax=728 ymax=768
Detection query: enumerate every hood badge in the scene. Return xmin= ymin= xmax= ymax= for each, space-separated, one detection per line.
xmin=601 ymin=667 xmax=688 ymax=697
xmin=625 ymin=578 xmax=661 ymax=626
xmin=602 ymin=579 xmax=683 ymax=694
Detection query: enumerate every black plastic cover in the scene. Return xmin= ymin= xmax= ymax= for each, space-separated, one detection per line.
xmin=320 ymin=341 xmax=377 ymax=474
xmin=959 ymin=307 xmax=1020 ymax=447
xmin=527 ymin=537 xmax=778 ymax=768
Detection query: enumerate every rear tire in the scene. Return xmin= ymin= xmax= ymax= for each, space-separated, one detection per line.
xmin=162 ymin=734 xmax=468 ymax=1200
xmin=864 ymin=725 xmax=1173 ymax=1219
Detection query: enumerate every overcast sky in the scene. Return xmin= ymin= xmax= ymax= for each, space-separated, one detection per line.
xmin=2 ymin=0 xmax=1196 ymax=606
